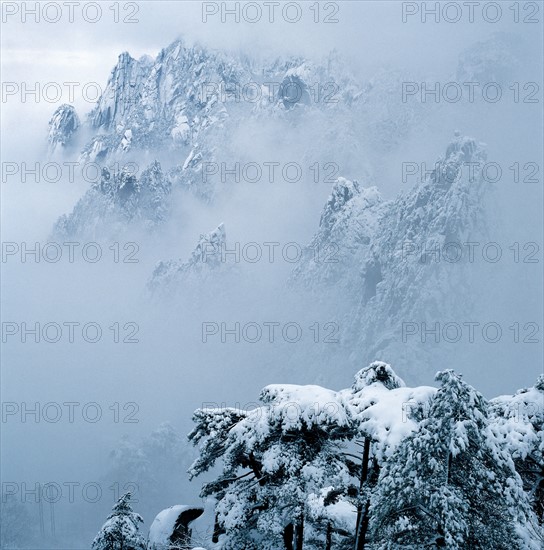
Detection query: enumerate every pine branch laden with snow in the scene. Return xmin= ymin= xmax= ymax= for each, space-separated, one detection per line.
xmin=188 ymin=380 xmax=356 ymax=549
xmin=489 ymin=374 xmax=544 ymax=525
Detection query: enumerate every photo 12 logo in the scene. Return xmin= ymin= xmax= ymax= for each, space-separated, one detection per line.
xmin=2 ymin=242 xmax=140 ymax=264
xmin=400 ymin=241 xmax=541 ymax=264
xmin=401 ymin=161 xmax=541 ymax=184
xmin=402 ymin=81 xmax=541 ymax=104
xmin=1 ymin=2 xmax=140 ymax=24
xmin=201 ymin=321 xmax=340 ymax=343
xmin=2 ymin=481 xmax=139 ymax=504
xmin=401 ymin=321 xmax=540 ymax=344
xmin=1 ymin=161 xmax=140 ymax=183
xmin=1 ymin=401 xmax=140 ymax=424
xmin=1 ymin=81 xmax=145 ymax=104
xmin=200 ymin=81 xmax=340 ymax=105
xmin=401 ymin=2 xmax=541 ymax=24
xmin=202 ymin=1 xmax=340 ymax=23
xmin=197 ymin=240 xmax=340 ymax=265
xmin=1 ymin=322 xmax=140 ymax=344
xmin=202 ymin=161 xmax=339 ymax=184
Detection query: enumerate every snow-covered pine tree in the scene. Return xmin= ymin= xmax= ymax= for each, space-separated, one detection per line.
xmin=340 ymin=361 xmax=435 ymax=550
xmin=490 ymin=374 xmax=544 ymax=525
xmin=347 ymin=362 xmax=405 ymax=550
xmin=188 ymin=406 xmax=265 ymax=549
xmin=369 ymin=370 xmax=542 ymax=549
xmin=188 ymin=385 xmax=355 ymax=549
xmin=91 ymin=492 xmax=146 ymax=550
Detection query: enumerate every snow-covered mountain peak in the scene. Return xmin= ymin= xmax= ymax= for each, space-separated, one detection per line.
xmin=54 ymin=160 xmax=171 ymax=239
xmin=47 ymin=104 xmax=79 ymax=154
xmin=147 ymin=222 xmax=228 ymax=294
xmin=289 ymin=132 xmax=492 ymax=380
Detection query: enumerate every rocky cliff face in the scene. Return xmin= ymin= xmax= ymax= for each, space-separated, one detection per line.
xmin=50 ymin=38 xmax=370 ymax=237
xmin=47 ymin=104 xmax=80 ymax=154
xmin=291 ymin=133 xmax=491 ymax=378
xmin=47 ymin=33 xmax=521 ymax=241
xmin=355 ymin=134 xmax=489 ymax=363
xmin=291 ymin=177 xmax=384 ymax=290
xmin=54 ymin=160 xmax=171 ymax=239
xmin=89 ymin=52 xmax=154 ymax=132
xmin=77 ymin=40 xmax=363 ymax=165
xmin=43 ymin=34 xmax=517 ymax=384
xmin=80 ymin=41 xmax=242 ymax=162
xmin=148 ymin=223 xmax=228 ymax=294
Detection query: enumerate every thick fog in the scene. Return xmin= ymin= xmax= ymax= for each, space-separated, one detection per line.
xmin=1 ymin=1 xmax=542 ymax=548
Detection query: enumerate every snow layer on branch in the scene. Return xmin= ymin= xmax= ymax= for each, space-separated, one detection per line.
xmin=225 ymin=368 xmax=435 ymax=464
xmin=343 ymin=383 xmax=436 ymax=463
xmin=259 ymin=383 xmax=350 ymax=431
xmin=490 ymin=380 xmax=544 ymax=461
xmin=352 ymin=360 xmax=406 ymax=391
xmin=307 ymin=487 xmax=357 ymax=532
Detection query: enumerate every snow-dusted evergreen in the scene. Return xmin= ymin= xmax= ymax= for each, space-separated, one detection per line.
xmin=340 ymin=362 xmax=436 ymax=549
xmin=188 ymin=382 xmax=354 ymax=549
xmin=370 ymin=370 xmax=541 ymax=549
xmin=490 ymin=375 xmax=544 ymax=525
xmin=186 ymin=365 xmax=543 ymax=549
xmin=91 ymin=493 xmax=146 ymax=550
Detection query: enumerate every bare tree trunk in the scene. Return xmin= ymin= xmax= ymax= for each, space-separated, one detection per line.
xmin=212 ymin=513 xmax=223 ymax=543
xmin=295 ymin=514 xmax=304 ymax=550
xmin=325 ymin=521 xmax=333 ymax=550
xmin=354 ymin=438 xmax=371 ymax=550
xmin=283 ymin=523 xmax=294 ymax=550
xmin=359 ymin=499 xmax=371 ymax=549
